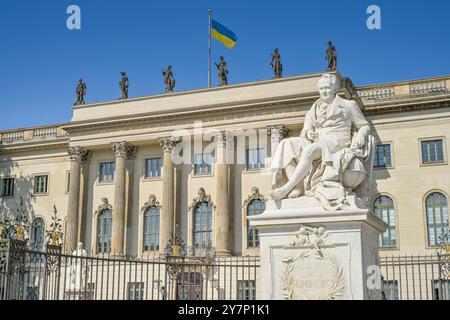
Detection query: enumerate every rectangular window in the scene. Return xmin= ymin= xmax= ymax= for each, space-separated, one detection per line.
xmin=246 ymin=148 xmax=266 ymax=171
xmin=145 ymin=157 xmax=162 ymax=178
xmin=374 ymin=144 xmax=392 ymax=168
xmin=34 ymin=175 xmax=48 ymax=194
xmin=127 ymin=282 xmax=144 ymax=300
xmin=422 ymin=139 xmax=444 ymax=164
xmin=382 ymin=280 xmax=399 ymax=300
xmin=1 ymin=178 xmax=14 ymax=197
xmin=236 ymin=280 xmax=256 ymax=300
xmin=99 ymin=162 xmax=115 ymax=183
xmin=194 ymin=153 xmax=213 ymax=175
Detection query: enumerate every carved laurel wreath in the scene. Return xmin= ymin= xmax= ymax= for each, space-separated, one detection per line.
xmin=281 ymin=253 xmax=345 ymax=300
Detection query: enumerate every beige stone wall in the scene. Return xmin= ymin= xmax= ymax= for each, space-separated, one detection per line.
xmin=0 ymin=147 xmax=70 ymax=235
xmin=369 ymin=108 xmax=450 ymax=255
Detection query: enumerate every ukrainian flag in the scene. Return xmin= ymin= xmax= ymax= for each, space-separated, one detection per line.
xmin=211 ymin=19 xmax=238 ymax=49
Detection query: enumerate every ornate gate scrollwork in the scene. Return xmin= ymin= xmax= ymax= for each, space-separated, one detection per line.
xmin=437 ymin=229 xmax=450 ymax=280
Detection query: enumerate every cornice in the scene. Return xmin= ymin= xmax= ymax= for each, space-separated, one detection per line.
xmin=364 ymin=97 xmax=450 ymax=116
xmin=0 ymin=139 xmax=69 ymax=154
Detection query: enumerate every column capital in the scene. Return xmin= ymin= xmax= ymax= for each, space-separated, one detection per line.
xmin=213 ymin=131 xmax=234 ymax=149
xmin=159 ymin=136 xmax=180 ymax=152
xmin=67 ymin=146 xmax=91 ymax=162
xmin=112 ymin=141 xmax=137 ymax=159
xmin=267 ymin=125 xmax=289 ymax=142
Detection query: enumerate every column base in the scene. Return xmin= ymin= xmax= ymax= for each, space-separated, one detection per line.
xmin=215 ymin=249 xmax=232 ymax=256
xmin=109 ymin=253 xmax=127 ymax=260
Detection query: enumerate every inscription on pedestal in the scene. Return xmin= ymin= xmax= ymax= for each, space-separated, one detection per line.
xmin=281 ymin=250 xmax=345 ymax=300
xmin=278 ymin=225 xmax=345 ymax=300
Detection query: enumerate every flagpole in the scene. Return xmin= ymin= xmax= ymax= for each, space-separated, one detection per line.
xmin=208 ymin=9 xmax=212 ymax=88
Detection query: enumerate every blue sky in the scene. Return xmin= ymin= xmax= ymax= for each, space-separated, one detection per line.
xmin=0 ymin=0 xmax=449 ymax=130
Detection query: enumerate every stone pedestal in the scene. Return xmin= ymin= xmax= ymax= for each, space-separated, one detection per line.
xmin=249 ymin=196 xmax=387 ymax=300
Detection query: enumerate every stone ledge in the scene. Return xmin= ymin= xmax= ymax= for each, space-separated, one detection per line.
xmin=249 ymin=196 xmax=387 ymax=234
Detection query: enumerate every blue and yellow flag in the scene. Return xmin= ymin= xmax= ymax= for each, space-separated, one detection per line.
xmin=211 ymin=19 xmax=238 ymax=49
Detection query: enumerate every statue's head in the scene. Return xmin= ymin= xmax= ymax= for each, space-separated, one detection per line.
xmin=77 ymin=242 xmax=83 ymax=250
xmin=317 ymin=73 xmax=338 ymax=103
xmin=274 ymin=48 xmax=278 ymax=52
xmin=168 ymin=65 xmax=172 ymax=70
xmin=328 ymin=41 xmax=332 ymax=46
xmin=220 ymin=56 xmax=224 ymax=61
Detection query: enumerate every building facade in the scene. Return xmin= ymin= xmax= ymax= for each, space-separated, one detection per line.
xmin=1 ymin=71 xmax=449 ymax=260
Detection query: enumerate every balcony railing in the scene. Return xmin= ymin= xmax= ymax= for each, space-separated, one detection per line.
xmin=358 ymin=86 xmax=395 ymax=101
xmin=0 ymin=126 xmax=66 ymax=145
xmin=33 ymin=127 xmax=58 ymax=139
xmin=409 ymin=80 xmax=448 ymax=96
xmin=0 ymin=131 xmax=24 ymax=143
xmin=358 ymin=77 xmax=450 ymax=102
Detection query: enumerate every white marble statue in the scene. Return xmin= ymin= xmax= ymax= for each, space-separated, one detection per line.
xmin=66 ymin=242 xmax=89 ymax=291
xmin=269 ymin=73 xmax=374 ymax=210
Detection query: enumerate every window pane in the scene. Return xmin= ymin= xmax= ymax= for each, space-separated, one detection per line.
xmin=97 ymin=209 xmax=112 ymax=253
xmin=373 ymin=196 xmax=396 ymax=248
xmin=422 ymin=142 xmax=429 ymax=163
xmin=193 ymin=202 xmax=212 ymax=246
xmin=422 ymin=140 xmax=444 ymax=164
xmin=437 ymin=141 xmax=444 ymax=161
xmin=426 ymin=193 xmax=448 ymax=246
xmin=430 ymin=142 xmax=436 ymax=162
xmin=100 ymin=162 xmax=115 ymax=182
xmin=247 ymin=200 xmax=265 ymax=247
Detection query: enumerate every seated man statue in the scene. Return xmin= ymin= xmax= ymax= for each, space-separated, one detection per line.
xmin=269 ymin=73 xmax=374 ymax=210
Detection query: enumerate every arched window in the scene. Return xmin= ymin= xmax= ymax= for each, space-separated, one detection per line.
xmin=97 ymin=209 xmax=112 ymax=254
xmin=373 ymin=196 xmax=397 ymax=248
xmin=425 ymin=192 xmax=448 ymax=246
xmin=247 ymin=199 xmax=265 ymax=248
xmin=193 ymin=202 xmax=212 ymax=246
xmin=143 ymin=206 xmax=160 ymax=251
xmin=31 ymin=218 xmax=45 ymax=251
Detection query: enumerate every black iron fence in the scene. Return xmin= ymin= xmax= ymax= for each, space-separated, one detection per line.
xmin=380 ymin=253 xmax=450 ymax=300
xmin=2 ymin=238 xmax=450 ymax=301
xmin=0 ymin=239 xmax=260 ymax=301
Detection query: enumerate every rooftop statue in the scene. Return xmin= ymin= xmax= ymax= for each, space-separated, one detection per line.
xmin=268 ymin=73 xmax=374 ymax=210
xmin=271 ymin=48 xmax=283 ymax=78
xmin=215 ymin=56 xmax=229 ymax=86
xmin=162 ymin=65 xmax=175 ymax=92
xmin=119 ymin=72 xmax=129 ymax=99
xmin=74 ymin=79 xmax=87 ymax=105
xmin=326 ymin=41 xmax=337 ymax=71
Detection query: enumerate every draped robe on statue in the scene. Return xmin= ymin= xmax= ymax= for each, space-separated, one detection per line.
xmin=270 ymin=95 xmax=372 ymax=210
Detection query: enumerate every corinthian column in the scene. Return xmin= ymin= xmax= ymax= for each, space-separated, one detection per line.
xmin=214 ymin=132 xmax=232 ymax=256
xmin=65 ymin=146 xmax=90 ymax=253
xmin=111 ymin=141 xmax=136 ymax=256
xmin=159 ymin=137 xmax=180 ymax=254
xmin=267 ymin=125 xmax=289 ymax=157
